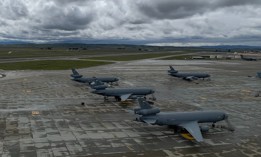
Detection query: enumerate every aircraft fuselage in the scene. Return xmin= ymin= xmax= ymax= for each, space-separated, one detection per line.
xmin=72 ymin=77 xmax=119 ymax=83
xmin=92 ymin=88 xmax=154 ymax=97
xmin=169 ymin=73 xmax=210 ymax=79
xmin=140 ymin=111 xmax=226 ymax=125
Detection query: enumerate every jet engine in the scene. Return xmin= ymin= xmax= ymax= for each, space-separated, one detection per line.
xmin=135 ymin=108 xmax=160 ymax=116
xmin=200 ymin=125 xmax=209 ymax=132
xmin=70 ymin=74 xmax=83 ymax=78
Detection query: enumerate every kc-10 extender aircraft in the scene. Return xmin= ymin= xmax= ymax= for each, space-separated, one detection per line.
xmin=240 ymin=55 xmax=257 ymax=61
xmin=90 ymin=79 xmax=156 ymax=101
xmin=70 ymin=68 xmax=119 ymax=84
xmin=134 ymin=98 xmax=234 ymax=142
xmin=168 ymin=66 xmax=210 ymax=81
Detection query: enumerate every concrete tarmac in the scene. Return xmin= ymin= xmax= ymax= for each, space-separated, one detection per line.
xmin=0 ymin=59 xmax=261 ymax=156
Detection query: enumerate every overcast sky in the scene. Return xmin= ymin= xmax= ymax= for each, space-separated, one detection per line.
xmin=1 ymin=0 xmax=261 ymax=46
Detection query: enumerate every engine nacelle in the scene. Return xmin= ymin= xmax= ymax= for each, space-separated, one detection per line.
xmin=135 ymin=108 xmax=160 ymax=116
xmin=200 ymin=125 xmax=209 ymax=132
xmin=71 ymin=74 xmax=83 ymax=78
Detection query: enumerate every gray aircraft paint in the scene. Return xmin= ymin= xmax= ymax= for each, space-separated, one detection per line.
xmin=141 ymin=111 xmax=226 ymax=125
xmin=90 ymin=79 xmax=155 ymax=101
xmin=71 ymin=68 xmax=119 ymax=83
xmin=168 ymin=66 xmax=210 ymax=81
xmin=135 ymin=98 xmax=234 ymax=142
xmin=92 ymin=88 xmax=154 ymax=96
xmin=169 ymin=72 xmax=210 ymax=78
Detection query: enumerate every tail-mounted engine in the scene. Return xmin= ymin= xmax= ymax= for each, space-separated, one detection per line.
xmin=134 ymin=108 xmax=160 ymax=116
xmin=70 ymin=74 xmax=83 ymax=78
xmin=199 ymin=125 xmax=209 ymax=132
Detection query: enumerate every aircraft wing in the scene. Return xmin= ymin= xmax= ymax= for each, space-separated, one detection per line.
xmin=179 ymin=121 xmax=203 ymax=142
xmin=120 ymin=94 xmax=132 ymax=101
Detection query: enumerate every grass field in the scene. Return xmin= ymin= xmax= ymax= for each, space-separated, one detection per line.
xmin=0 ymin=44 xmax=175 ymax=59
xmin=0 ymin=60 xmax=114 ymax=70
xmin=83 ymin=53 xmax=177 ymax=61
xmin=0 ymin=48 xmax=127 ymax=59
xmin=0 ymin=45 xmax=153 ymax=59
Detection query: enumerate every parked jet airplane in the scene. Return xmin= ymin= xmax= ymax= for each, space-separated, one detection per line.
xmin=168 ymin=66 xmax=210 ymax=81
xmin=134 ymin=98 xmax=234 ymax=142
xmin=240 ymin=55 xmax=257 ymax=61
xmin=90 ymin=79 xmax=156 ymax=101
xmin=70 ymin=68 xmax=119 ymax=84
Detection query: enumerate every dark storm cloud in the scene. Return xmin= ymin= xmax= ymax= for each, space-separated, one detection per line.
xmin=138 ymin=0 xmax=208 ymax=19
xmin=38 ymin=6 xmax=94 ymax=31
xmin=22 ymin=0 xmax=96 ymax=32
xmin=215 ymin=0 xmax=261 ymax=7
xmin=137 ymin=0 xmax=261 ymax=20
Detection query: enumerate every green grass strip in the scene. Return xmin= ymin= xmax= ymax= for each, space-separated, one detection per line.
xmin=83 ymin=53 xmax=175 ymax=61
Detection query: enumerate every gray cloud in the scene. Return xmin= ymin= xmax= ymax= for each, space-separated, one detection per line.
xmin=23 ymin=0 xmax=96 ymax=31
xmin=0 ymin=0 xmax=28 ymax=20
xmin=39 ymin=6 xmax=94 ymax=31
xmin=137 ymin=0 xmax=261 ymax=20
xmin=0 ymin=0 xmax=261 ymax=45
xmin=138 ymin=0 xmax=208 ymax=20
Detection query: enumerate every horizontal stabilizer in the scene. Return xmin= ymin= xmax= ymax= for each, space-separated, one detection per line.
xmin=138 ymin=98 xmax=152 ymax=109
xmin=89 ymin=79 xmax=108 ymax=90
xmin=71 ymin=69 xmax=83 ymax=78
xmin=142 ymin=118 xmax=157 ymax=124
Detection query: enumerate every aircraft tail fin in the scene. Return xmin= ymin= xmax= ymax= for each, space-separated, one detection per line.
xmin=135 ymin=98 xmax=160 ymax=116
xmin=71 ymin=68 xmax=83 ymax=78
xmin=89 ymin=79 xmax=107 ymax=90
xmin=72 ymin=68 xmax=80 ymax=75
xmin=138 ymin=98 xmax=152 ymax=109
xmin=168 ymin=65 xmax=178 ymax=73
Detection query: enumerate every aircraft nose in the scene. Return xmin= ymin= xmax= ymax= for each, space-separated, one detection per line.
xmin=150 ymin=89 xmax=155 ymax=93
xmin=115 ymin=78 xmax=119 ymax=81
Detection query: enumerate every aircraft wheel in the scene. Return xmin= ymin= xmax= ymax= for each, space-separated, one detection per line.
xmin=115 ymin=96 xmax=121 ymax=101
xmin=104 ymin=96 xmax=109 ymax=101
